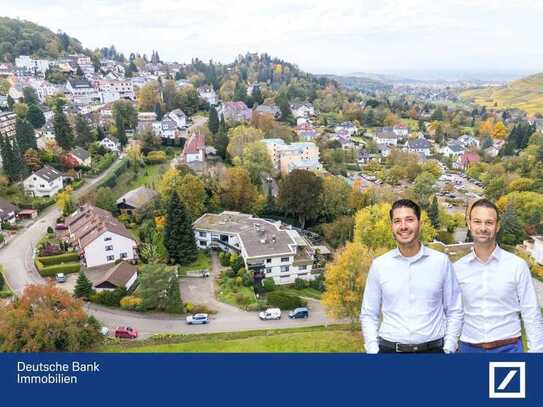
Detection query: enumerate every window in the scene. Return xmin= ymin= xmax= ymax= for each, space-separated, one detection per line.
xmin=266 ymin=268 xmax=272 ymax=274
xmin=280 ymin=266 xmax=289 ymax=273
xmin=105 ymin=245 xmax=113 ymax=251
xmin=199 ymin=231 xmax=207 ymax=237
xmin=104 ymin=237 xmax=112 ymax=242
xmin=199 ymin=241 xmax=207 ymax=247
xmin=299 ymin=265 xmax=307 ymax=271
xmin=281 ymin=257 xmax=289 ymax=263
xmin=106 ymin=255 xmax=114 ymax=261
xmin=298 ymin=272 xmax=308 ymax=276
xmin=266 ymin=258 xmax=272 ymax=264
xmin=120 ymin=252 xmax=127 ymax=259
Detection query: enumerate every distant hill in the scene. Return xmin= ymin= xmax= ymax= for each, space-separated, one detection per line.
xmin=319 ymin=74 xmax=392 ymax=92
xmin=460 ymin=72 xmax=543 ymax=114
xmin=0 ymin=16 xmax=87 ymax=62
xmin=348 ymin=72 xmax=417 ymax=84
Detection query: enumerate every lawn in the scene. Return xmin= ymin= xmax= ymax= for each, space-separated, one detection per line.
xmin=178 ymin=251 xmax=212 ymax=274
xmin=110 ymin=163 xmax=165 ymax=198
xmin=276 ymin=286 xmax=322 ymax=300
xmin=100 ymin=325 xmax=364 ymax=352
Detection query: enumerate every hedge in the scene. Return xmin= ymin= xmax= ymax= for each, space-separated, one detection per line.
xmin=38 ymin=252 xmax=80 ymax=266
xmin=36 ymin=262 xmax=81 ymax=277
xmin=266 ymin=291 xmax=306 ymax=310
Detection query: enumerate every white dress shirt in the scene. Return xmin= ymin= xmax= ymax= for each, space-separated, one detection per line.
xmin=360 ymin=245 xmax=463 ymax=354
xmin=454 ymin=245 xmax=543 ymax=352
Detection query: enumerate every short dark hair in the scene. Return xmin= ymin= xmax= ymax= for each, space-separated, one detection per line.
xmin=468 ymin=198 xmax=500 ymax=221
xmin=389 ymin=199 xmax=421 ymax=221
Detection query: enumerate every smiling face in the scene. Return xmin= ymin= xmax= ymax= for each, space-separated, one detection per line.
xmin=390 ymin=206 xmax=421 ymax=247
xmin=468 ymin=205 xmax=500 ymax=246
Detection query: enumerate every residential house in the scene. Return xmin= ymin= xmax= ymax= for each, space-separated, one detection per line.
xmin=377 ymin=143 xmax=392 ymax=158
xmin=290 ymin=102 xmax=315 ymax=119
xmin=92 ymin=262 xmax=138 ymax=291
xmin=255 ymin=104 xmax=281 ymax=119
xmin=159 ymin=117 xmax=180 ymax=143
xmin=99 ymin=137 xmax=121 ymax=153
xmin=168 ymin=109 xmax=187 ymax=129
xmin=68 ymin=147 xmax=92 ymax=167
xmin=296 ymin=124 xmax=317 ymax=142
xmin=219 ymin=101 xmax=252 ymax=123
xmin=197 ymin=85 xmax=218 ymax=106
xmin=458 ymin=134 xmax=480 ymax=149
xmin=116 ymin=186 xmax=158 ymax=215
xmin=441 ymin=142 xmax=465 ymax=158
xmin=334 ymin=129 xmax=354 ymax=149
xmin=137 ymin=112 xmax=158 ymax=133
xmin=404 ymin=138 xmax=432 ymax=157
xmin=261 ymin=139 xmax=321 ymax=176
xmin=36 ymin=121 xmax=56 ymax=149
xmin=374 ymin=129 xmax=401 ymax=145
xmin=193 ymin=211 xmax=318 ymax=285
xmin=8 ymin=84 xmax=23 ymax=100
xmin=14 ymin=55 xmax=51 ymax=75
xmin=65 ymin=79 xmax=99 ymax=105
xmin=456 ymin=152 xmax=481 ymax=170
xmin=0 ymin=197 xmax=18 ymax=225
xmin=0 ymin=111 xmax=17 ymax=140
xmin=65 ymin=204 xmax=138 ymax=268
xmin=182 ymin=133 xmax=206 ymax=163
xmin=393 ymin=124 xmax=409 ymax=137
xmin=334 ymin=122 xmax=357 ymax=136
xmin=23 ymin=165 xmax=64 ymax=197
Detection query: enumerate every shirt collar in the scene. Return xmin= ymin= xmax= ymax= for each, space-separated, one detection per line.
xmin=468 ymin=244 xmax=502 ymax=264
xmin=393 ymin=243 xmax=428 ymax=262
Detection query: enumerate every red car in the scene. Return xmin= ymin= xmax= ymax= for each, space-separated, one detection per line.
xmin=55 ymin=223 xmax=68 ymax=230
xmin=114 ymin=326 xmax=138 ymax=339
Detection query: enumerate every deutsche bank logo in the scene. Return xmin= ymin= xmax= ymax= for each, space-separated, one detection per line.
xmin=488 ymin=362 xmax=525 ymax=399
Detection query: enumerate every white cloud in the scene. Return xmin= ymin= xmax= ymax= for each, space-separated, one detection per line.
xmin=2 ymin=0 xmax=543 ymax=74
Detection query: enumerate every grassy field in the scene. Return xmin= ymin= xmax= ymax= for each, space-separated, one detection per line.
xmin=101 ymin=325 xmax=364 ymax=352
xmin=178 ymin=251 xmax=212 ymax=274
xmin=460 ymin=72 xmax=543 ymax=114
xmin=276 ymin=286 xmax=322 ymax=300
xmin=110 ymin=163 xmax=165 ymax=198
xmin=0 ymin=265 xmax=13 ymax=298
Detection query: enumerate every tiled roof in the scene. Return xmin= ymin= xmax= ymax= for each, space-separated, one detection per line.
xmin=183 ymin=133 xmax=206 ymax=156
xmin=116 ymin=186 xmax=158 ymax=209
xmin=32 ymin=165 xmax=63 ymax=182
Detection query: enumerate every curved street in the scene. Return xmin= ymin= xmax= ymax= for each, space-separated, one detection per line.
xmin=0 ymin=116 xmax=337 ymax=339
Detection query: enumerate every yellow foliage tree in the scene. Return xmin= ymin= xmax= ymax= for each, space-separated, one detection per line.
xmin=157 ymin=167 xmax=180 ymax=198
xmin=492 ymin=120 xmax=508 ymax=140
xmin=479 ymin=119 xmax=494 ymax=138
xmin=322 ymin=242 xmax=386 ymax=328
xmin=226 ymin=125 xmax=264 ymax=160
xmin=137 ymin=81 xmax=160 ymax=112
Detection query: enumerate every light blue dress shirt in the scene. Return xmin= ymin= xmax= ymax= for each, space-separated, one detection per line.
xmin=360 ymin=245 xmax=464 ymax=353
xmin=454 ymin=245 xmax=543 ymax=352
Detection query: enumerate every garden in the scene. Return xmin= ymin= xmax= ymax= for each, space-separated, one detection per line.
xmin=216 ymin=252 xmax=324 ymax=311
xmin=33 ymin=231 xmax=81 ymax=277
xmin=0 ymin=265 xmax=13 ymax=299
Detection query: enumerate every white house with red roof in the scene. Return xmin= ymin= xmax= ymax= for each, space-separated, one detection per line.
xmin=182 ymin=133 xmax=206 ymax=163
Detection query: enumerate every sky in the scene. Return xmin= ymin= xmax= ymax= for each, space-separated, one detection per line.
xmin=3 ymin=0 xmax=543 ymax=78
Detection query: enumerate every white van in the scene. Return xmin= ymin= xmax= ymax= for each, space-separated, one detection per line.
xmin=259 ymin=308 xmax=281 ymax=320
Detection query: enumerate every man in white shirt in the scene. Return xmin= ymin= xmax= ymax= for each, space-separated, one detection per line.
xmin=455 ymin=198 xmax=543 ymax=353
xmin=360 ymin=199 xmax=464 ymax=353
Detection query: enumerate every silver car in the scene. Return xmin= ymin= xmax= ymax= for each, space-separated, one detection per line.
xmin=186 ymin=313 xmax=209 ymax=324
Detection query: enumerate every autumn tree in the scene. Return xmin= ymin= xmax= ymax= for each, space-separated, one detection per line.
xmin=492 ymin=120 xmax=508 ymax=140
xmin=23 ymin=148 xmax=42 ymax=171
xmin=220 ymin=167 xmax=259 ymax=213
xmin=0 ymin=282 xmax=103 ymax=352
xmin=137 ymin=81 xmax=161 ymax=112
xmin=278 ymin=169 xmax=323 ymax=228
xmin=322 ymin=242 xmax=385 ymax=328
xmin=235 ymin=141 xmax=272 ymax=184
xmin=226 ymin=125 xmax=264 ymax=161
xmin=320 ymin=176 xmax=352 ymax=222
xmin=177 ymin=173 xmax=207 ymax=220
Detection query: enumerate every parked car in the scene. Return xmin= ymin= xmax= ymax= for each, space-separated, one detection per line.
xmin=55 ymin=273 xmax=66 ymax=283
xmin=100 ymin=326 xmax=110 ymax=336
xmin=259 ymin=308 xmax=281 ymax=320
xmin=55 ymin=223 xmax=68 ymax=230
xmin=288 ymin=307 xmax=309 ymax=319
xmin=186 ymin=313 xmax=209 ymax=324
xmin=114 ymin=326 xmax=138 ymax=339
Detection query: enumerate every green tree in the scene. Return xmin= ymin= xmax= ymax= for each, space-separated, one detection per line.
xmin=214 ymin=113 xmax=229 ymax=159
xmin=177 ymin=174 xmax=207 ymax=220
xmin=26 ymin=104 xmax=46 ymax=129
xmin=428 ymin=195 xmax=441 ymax=229
xmin=74 ymin=271 xmax=93 ymax=299
xmin=208 ymin=105 xmax=219 ymax=134
xmin=164 ymin=192 xmax=197 ymax=265
xmin=74 ymin=114 xmax=94 ymax=147
xmin=22 ymin=86 xmax=39 ymax=105
xmin=15 ymin=118 xmax=37 ymax=152
xmin=220 ymin=167 xmax=259 ymax=213
xmin=252 ymin=86 xmax=264 ymax=105
xmin=112 ymin=99 xmax=138 ymax=130
xmin=233 ymin=80 xmax=247 ymax=102
xmin=0 ymin=283 xmax=102 ymax=352
xmin=235 ymin=141 xmax=272 ymax=184
xmin=138 ymin=265 xmax=182 ymax=312
xmin=226 ymin=125 xmax=264 ymax=161
xmin=412 ymin=172 xmax=438 ymax=209
xmin=53 ymin=105 xmax=74 ymax=149
xmin=498 ymin=203 xmax=526 ymax=246
xmin=94 ymin=187 xmax=116 ymax=213
xmin=278 ymin=170 xmax=323 ymax=228
xmin=320 ymin=176 xmax=352 ymax=222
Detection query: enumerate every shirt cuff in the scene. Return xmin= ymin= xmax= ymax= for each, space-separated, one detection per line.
xmin=443 ymin=338 xmax=458 ymax=353
xmin=365 ymin=343 xmax=379 ymax=354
